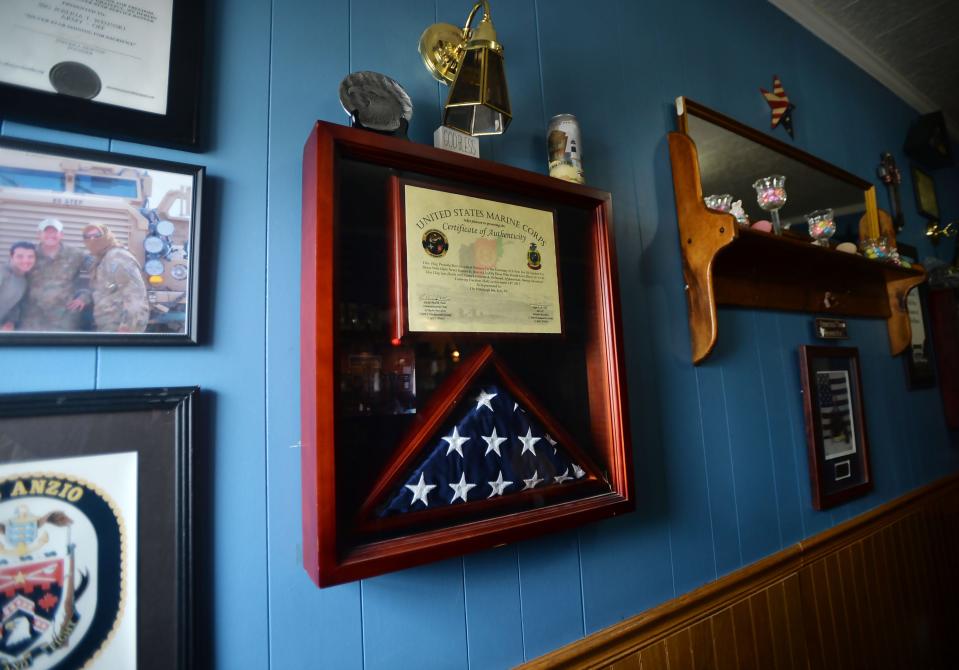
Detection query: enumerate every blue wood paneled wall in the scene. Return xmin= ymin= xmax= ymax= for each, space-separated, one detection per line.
xmin=2 ymin=1 xmax=958 ymax=668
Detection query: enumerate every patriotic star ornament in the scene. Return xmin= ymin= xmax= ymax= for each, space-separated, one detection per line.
xmin=760 ymin=75 xmax=796 ymax=139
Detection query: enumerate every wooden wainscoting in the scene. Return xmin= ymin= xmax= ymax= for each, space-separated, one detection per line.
xmin=520 ymin=474 xmax=959 ymax=670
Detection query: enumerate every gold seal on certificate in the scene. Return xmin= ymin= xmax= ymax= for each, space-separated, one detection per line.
xmin=403 ymin=183 xmax=562 ymax=334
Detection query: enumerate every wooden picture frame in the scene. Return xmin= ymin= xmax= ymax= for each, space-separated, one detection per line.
xmin=928 ymin=289 xmax=959 ymax=429
xmin=0 ymin=1 xmax=204 ymax=150
xmin=0 ymin=136 xmax=204 ymax=344
xmin=799 ymin=346 xmax=872 ymax=509
xmin=301 ymin=121 xmax=633 ymax=587
xmin=912 ymin=164 xmax=940 ymax=220
xmin=0 ymin=387 xmax=196 ymax=668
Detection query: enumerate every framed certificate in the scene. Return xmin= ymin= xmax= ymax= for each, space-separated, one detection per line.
xmin=392 ymin=179 xmax=563 ymax=337
xmin=301 ymin=121 xmax=633 ymax=587
xmin=0 ymin=1 xmax=203 ymax=150
xmin=912 ymin=164 xmax=940 ymax=220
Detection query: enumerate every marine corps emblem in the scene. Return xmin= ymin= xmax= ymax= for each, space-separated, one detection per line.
xmin=0 ymin=474 xmax=124 ymax=669
xmin=527 ymin=243 xmax=542 ymax=270
xmin=422 ymin=229 xmax=448 ymax=257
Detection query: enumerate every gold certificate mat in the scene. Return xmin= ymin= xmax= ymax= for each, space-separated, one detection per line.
xmin=399 ymin=182 xmax=563 ymax=335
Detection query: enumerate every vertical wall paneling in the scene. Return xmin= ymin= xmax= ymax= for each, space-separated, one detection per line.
xmin=361 ymin=559 xmax=468 ymax=670
xmin=687 ymin=618 xmax=715 ymax=669
xmin=463 ymin=547 xmax=526 ymax=670
xmin=695 ymin=364 xmax=742 ymax=577
xmin=517 ymin=532 xmax=585 ymax=662
xmin=349 ymin=0 xmax=439 ymax=145
xmin=617 ymin=0 xmax=716 ymax=611
xmin=731 ymin=598 xmax=759 ymax=669
xmin=0 ymin=0 xmax=958 ymax=669
xmin=482 ymin=0 xmax=545 ymax=171
xmin=748 ymin=591 xmax=774 ymax=669
xmin=709 ymin=607 xmax=738 ymax=670
xmin=665 ymin=628 xmax=693 ymax=669
xmin=265 ymin=0 xmax=365 ymax=667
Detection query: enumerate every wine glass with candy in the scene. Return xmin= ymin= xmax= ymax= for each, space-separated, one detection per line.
xmin=752 ymin=175 xmax=787 ymax=235
xmin=805 ymin=209 xmax=836 ymax=247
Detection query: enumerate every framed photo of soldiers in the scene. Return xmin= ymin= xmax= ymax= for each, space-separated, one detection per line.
xmin=0 ymin=137 xmax=203 ymax=344
xmin=301 ymin=121 xmax=634 ymax=587
xmin=0 ymin=386 xmax=196 ymax=669
xmin=799 ymin=346 xmax=872 ymax=509
xmin=0 ymin=1 xmax=204 ymax=150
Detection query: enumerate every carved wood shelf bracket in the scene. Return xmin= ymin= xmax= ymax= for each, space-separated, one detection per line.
xmin=667 ymin=131 xmax=926 ymax=365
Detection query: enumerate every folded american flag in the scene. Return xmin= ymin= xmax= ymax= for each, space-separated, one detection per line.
xmin=380 ymin=383 xmax=585 ymax=516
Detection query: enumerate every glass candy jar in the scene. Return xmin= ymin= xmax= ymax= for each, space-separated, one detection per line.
xmin=752 ymin=175 xmax=787 ymax=235
xmin=704 ymin=193 xmax=733 ymax=213
xmin=805 ymin=209 xmax=835 ymax=247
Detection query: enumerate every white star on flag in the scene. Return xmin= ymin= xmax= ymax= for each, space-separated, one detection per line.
xmin=482 ymin=427 xmax=508 ymax=457
xmin=518 ymin=427 xmax=541 ymax=456
xmin=523 ymin=470 xmax=543 ymax=490
xmin=487 ymin=470 xmax=512 ymax=497
xmin=405 ymin=473 xmax=436 ymax=507
xmin=475 ymin=389 xmax=497 ymax=411
xmin=554 ymin=468 xmax=573 ymax=484
xmin=449 ymin=472 xmax=477 ymax=503
xmin=442 ymin=426 xmax=470 ymax=457
xmin=572 ymin=464 xmax=585 ymax=479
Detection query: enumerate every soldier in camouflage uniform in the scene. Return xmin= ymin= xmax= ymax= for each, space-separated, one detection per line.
xmin=82 ymin=223 xmax=149 ymax=333
xmin=20 ymin=219 xmax=90 ymax=331
xmin=0 ymin=242 xmax=37 ymax=330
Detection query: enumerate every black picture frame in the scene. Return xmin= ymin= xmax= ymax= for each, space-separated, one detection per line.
xmin=911 ymin=164 xmax=940 ymax=220
xmin=0 ymin=1 xmax=204 ymax=150
xmin=0 ymin=387 xmax=196 ymax=669
xmin=0 ymin=136 xmax=204 ymax=344
xmin=799 ymin=346 xmax=872 ymax=509
xmin=898 ymin=243 xmax=936 ymax=389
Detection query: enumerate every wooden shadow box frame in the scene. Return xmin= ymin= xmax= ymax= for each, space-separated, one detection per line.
xmin=799 ymin=345 xmax=872 ymax=509
xmin=301 ymin=121 xmax=633 ymax=587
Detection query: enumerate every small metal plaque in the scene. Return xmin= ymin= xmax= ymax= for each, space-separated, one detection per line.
xmin=433 ymin=126 xmax=480 ymax=158
xmin=815 ymin=317 xmax=848 ymax=339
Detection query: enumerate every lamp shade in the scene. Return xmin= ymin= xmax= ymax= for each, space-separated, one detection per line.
xmin=443 ymin=42 xmax=511 ymax=136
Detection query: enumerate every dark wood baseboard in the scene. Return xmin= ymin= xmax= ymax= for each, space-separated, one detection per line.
xmin=519 ymin=473 xmax=959 ymax=669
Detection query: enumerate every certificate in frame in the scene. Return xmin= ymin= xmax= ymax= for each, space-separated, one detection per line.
xmin=390 ymin=178 xmax=564 ymax=338
xmin=912 ymin=164 xmax=940 ymax=220
xmin=0 ymin=1 xmax=203 ymax=150
xmin=301 ymin=121 xmax=633 ymax=587
xmin=799 ymin=345 xmax=872 ymax=509
xmin=0 ymin=386 xmax=195 ymax=669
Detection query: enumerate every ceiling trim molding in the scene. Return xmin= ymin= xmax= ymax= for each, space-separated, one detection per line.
xmin=768 ymin=0 xmax=941 ymax=116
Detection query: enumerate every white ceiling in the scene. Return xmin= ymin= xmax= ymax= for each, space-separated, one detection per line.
xmin=770 ymin=0 xmax=959 ymax=137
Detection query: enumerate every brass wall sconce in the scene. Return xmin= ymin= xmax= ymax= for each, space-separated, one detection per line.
xmin=926 ymin=220 xmax=957 ymax=244
xmin=419 ymin=1 xmax=511 ymax=136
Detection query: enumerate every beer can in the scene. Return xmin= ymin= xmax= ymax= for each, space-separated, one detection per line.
xmin=547 ymin=114 xmax=585 ymax=184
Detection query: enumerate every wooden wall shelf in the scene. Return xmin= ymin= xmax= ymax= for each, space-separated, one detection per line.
xmin=667 ymin=131 xmax=926 ymax=365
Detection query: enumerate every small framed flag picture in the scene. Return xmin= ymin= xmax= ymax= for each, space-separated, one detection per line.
xmin=799 ymin=346 xmax=872 ymax=509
